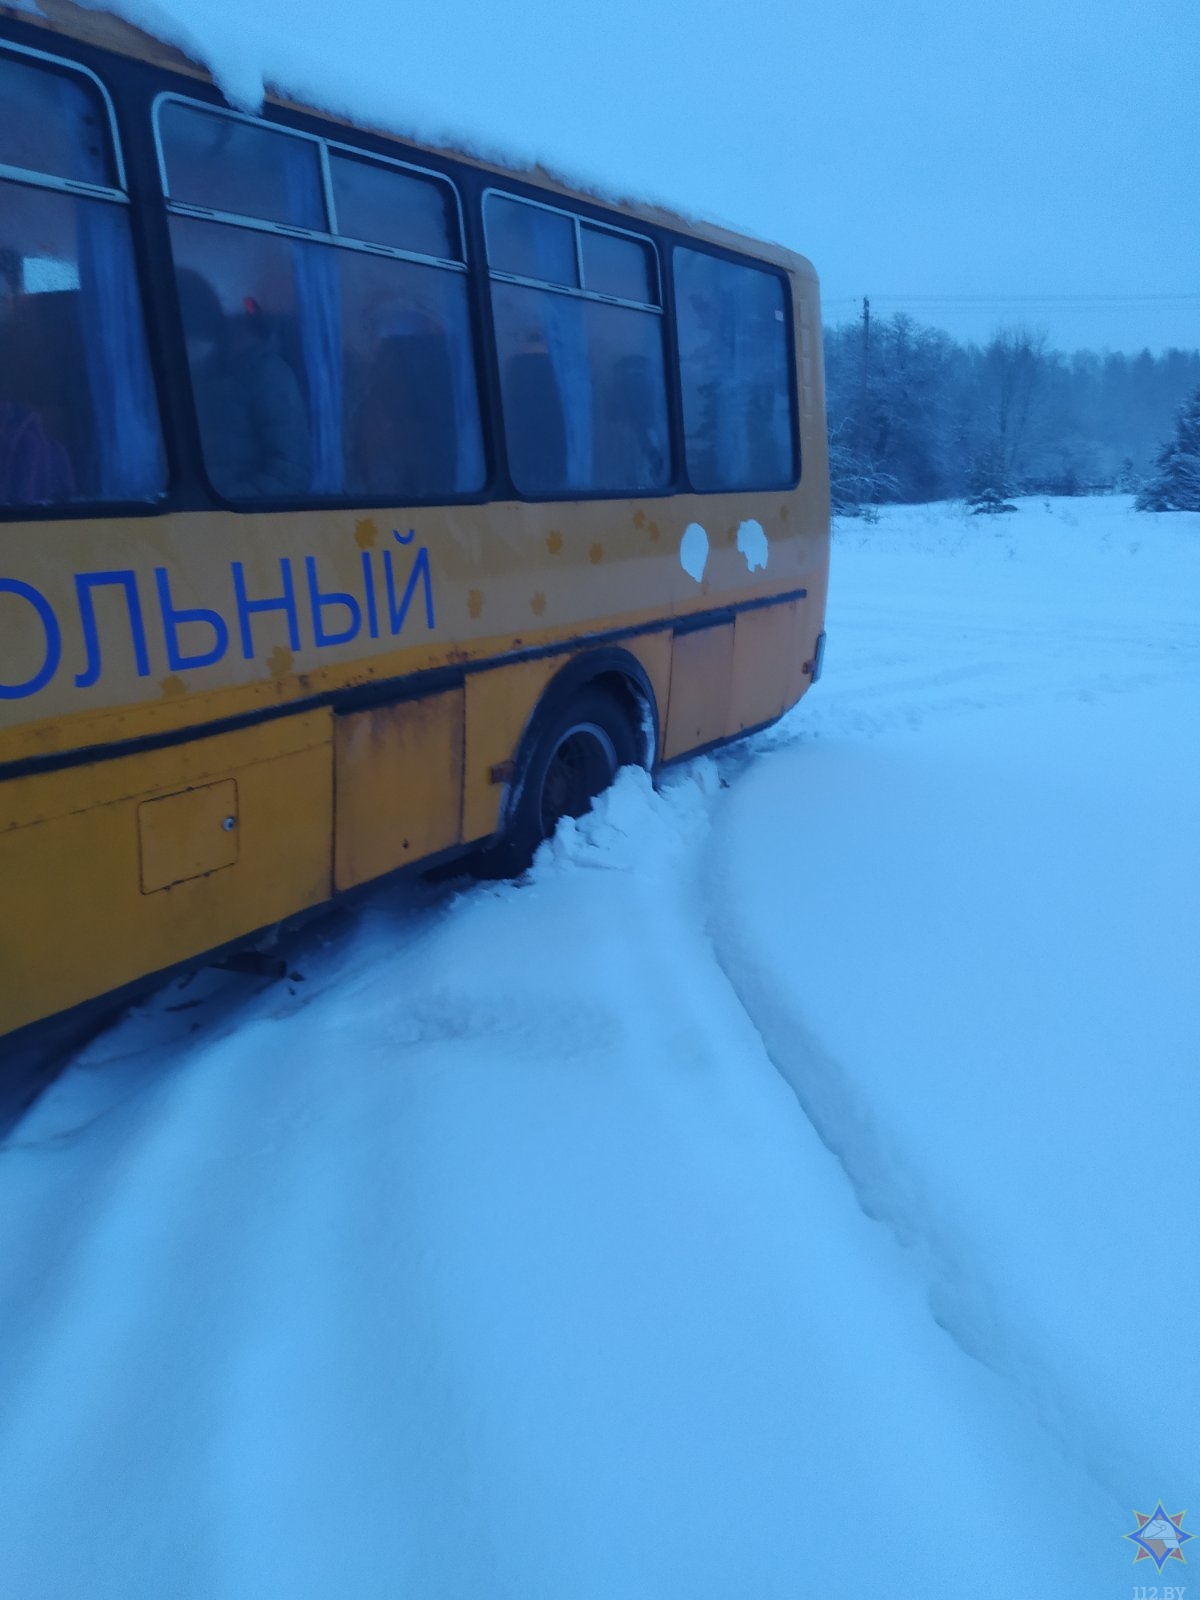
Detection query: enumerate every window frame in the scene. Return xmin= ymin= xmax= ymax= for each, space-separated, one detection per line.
xmin=153 ymin=93 xmax=471 ymax=274
xmin=669 ymin=239 xmax=802 ymax=496
xmin=152 ymin=90 xmax=491 ymax=510
xmin=0 ymin=36 xmax=172 ymax=520
xmin=482 ymin=186 xmax=674 ymax=499
xmin=482 ymin=186 xmax=663 ymax=314
xmin=0 ymin=36 xmax=128 ymax=201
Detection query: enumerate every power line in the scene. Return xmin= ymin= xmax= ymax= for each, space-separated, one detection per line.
xmin=823 ymin=293 xmax=1200 ymax=308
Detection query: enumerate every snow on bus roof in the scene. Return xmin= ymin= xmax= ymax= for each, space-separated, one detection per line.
xmin=48 ymin=0 xmax=768 ymax=248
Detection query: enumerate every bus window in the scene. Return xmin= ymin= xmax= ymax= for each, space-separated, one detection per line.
xmin=327 ymin=151 xmax=461 ymax=261
xmin=158 ymin=99 xmax=326 ymax=231
xmin=0 ymin=51 xmax=112 ymax=184
xmin=587 ymin=301 xmax=668 ymax=490
xmin=487 ymin=196 xmax=577 ymax=287
xmin=485 ymin=193 xmax=670 ymax=497
xmin=329 ymin=153 xmax=483 ymax=497
xmin=341 ymin=250 xmax=479 ymax=499
xmin=580 ymin=226 xmax=655 ymax=305
xmin=159 ymin=101 xmax=485 ymax=503
xmin=174 ymin=250 xmax=312 ymax=501
xmin=673 ymin=248 xmax=796 ymax=492
xmin=0 ymin=47 xmax=164 ymax=509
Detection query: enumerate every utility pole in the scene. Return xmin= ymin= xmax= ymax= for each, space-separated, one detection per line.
xmin=858 ymin=295 xmax=871 ymax=468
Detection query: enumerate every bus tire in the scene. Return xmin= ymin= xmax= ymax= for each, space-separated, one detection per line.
xmin=495 ymin=686 xmax=643 ymax=874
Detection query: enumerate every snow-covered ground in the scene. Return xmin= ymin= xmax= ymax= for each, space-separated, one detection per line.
xmin=1 ymin=496 xmax=1197 ymax=1598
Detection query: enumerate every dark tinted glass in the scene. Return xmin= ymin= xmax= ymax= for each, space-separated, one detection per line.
xmin=486 ymin=195 xmax=577 ymax=287
xmin=586 ymin=300 xmax=670 ymax=490
xmin=341 ymin=250 xmax=484 ymax=497
xmin=171 ymin=219 xmax=314 ymax=500
xmin=581 ymin=226 xmax=655 ymax=305
xmin=491 ymin=281 xmax=669 ymax=496
xmin=160 ymin=101 xmax=326 ymax=231
xmin=0 ymin=52 xmax=113 ymax=187
xmin=674 ymin=248 xmax=795 ymax=491
xmin=0 ymin=182 xmax=165 ymax=505
xmin=329 ymin=153 xmax=459 ymax=260
xmin=170 ymin=214 xmax=484 ymax=503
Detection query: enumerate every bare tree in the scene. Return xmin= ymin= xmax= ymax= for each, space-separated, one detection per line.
xmin=980 ymin=326 xmax=1048 ymax=483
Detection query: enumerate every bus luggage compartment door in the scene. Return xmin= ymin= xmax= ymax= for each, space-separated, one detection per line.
xmin=663 ymin=622 xmax=734 ymax=760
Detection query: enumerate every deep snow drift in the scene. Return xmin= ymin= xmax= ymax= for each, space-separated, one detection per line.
xmin=0 ymin=496 xmax=1197 ymax=1598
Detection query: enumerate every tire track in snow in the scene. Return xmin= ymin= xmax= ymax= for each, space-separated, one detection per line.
xmin=696 ymin=756 xmax=1142 ymax=1511
xmin=0 ymin=888 xmax=482 ymax=1600
xmin=777 ymin=640 xmax=1199 ymax=748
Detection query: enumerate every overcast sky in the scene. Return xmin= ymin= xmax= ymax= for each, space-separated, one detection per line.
xmin=108 ymin=0 xmax=1199 ymax=353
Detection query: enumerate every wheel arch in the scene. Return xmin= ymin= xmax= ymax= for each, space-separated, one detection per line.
xmin=499 ymin=645 xmax=661 ymax=833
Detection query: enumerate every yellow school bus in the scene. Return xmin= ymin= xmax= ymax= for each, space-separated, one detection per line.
xmin=0 ymin=0 xmax=830 ymax=1041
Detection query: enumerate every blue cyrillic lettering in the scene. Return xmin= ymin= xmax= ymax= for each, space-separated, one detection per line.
xmin=361 ymin=551 xmax=379 ymax=640
xmin=383 ymin=544 xmax=435 ymax=635
xmin=0 ymin=578 xmax=62 ymax=700
xmin=304 ymin=556 xmax=361 ymax=648
xmin=155 ymin=568 xmax=229 ymax=671
xmin=393 ymin=527 xmax=416 ymax=546
xmin=74 ymin=570 xmax=150 ymax=689
xmin=231 ymin=558 xmax=300 ymax=660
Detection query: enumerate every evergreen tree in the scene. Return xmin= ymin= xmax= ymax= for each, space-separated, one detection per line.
xmin=1136 ymin=387 xmax=1200 ymax=511
xmin=966 ymin=439 xmax=1017 ymax=513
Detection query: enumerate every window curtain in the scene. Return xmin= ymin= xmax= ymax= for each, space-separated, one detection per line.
xmin=532 ymin=228 xmax=592 ymax=489
xmin=46 ymin=74 xmax=161 ymax=501
xmin=76 ymin=198 xmax=165 ymax=500
xmin=283 ymin=144 xmax=344 ymax=495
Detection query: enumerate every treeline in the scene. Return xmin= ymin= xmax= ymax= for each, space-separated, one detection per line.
xmin=823 ymin=311 xmax=1200 ymax=513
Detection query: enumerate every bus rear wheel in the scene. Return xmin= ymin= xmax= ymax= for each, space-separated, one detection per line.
xmin=500 ymin=686 xmax=643 ymax=873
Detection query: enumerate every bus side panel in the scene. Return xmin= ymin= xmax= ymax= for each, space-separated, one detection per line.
xmin=0 ymin=712 xmax=333 ymax=1036
xmin=729 ymin=601 xmax=802 ymax=734
xmin=333 ymin=689 xmax=464 ymax=892
xmin=663 ymin=624 xmax=734 ymax=761
xmin=462 ymin=656 xmax=564 ymax=844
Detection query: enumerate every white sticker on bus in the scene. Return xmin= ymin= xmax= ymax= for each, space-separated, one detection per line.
xmin=680 ymin=522 xmax=709 ymax=583
xmin=737 ymin=518 xmax=769 ymax=573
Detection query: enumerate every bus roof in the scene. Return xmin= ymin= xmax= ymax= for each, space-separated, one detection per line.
xmin=5 ymin=0 xmax=817 ymax=283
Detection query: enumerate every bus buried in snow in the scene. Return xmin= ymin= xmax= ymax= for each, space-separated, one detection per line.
xmin=0 ymin=1 xmax=830 ymax=1042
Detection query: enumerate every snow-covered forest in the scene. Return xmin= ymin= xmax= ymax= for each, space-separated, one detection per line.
xmin=825 ymin=310 xmax=1200 ymax=509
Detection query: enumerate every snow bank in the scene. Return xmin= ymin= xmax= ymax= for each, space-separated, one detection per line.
xmin=718 ymin=494 xmax=1200 ymax=1496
